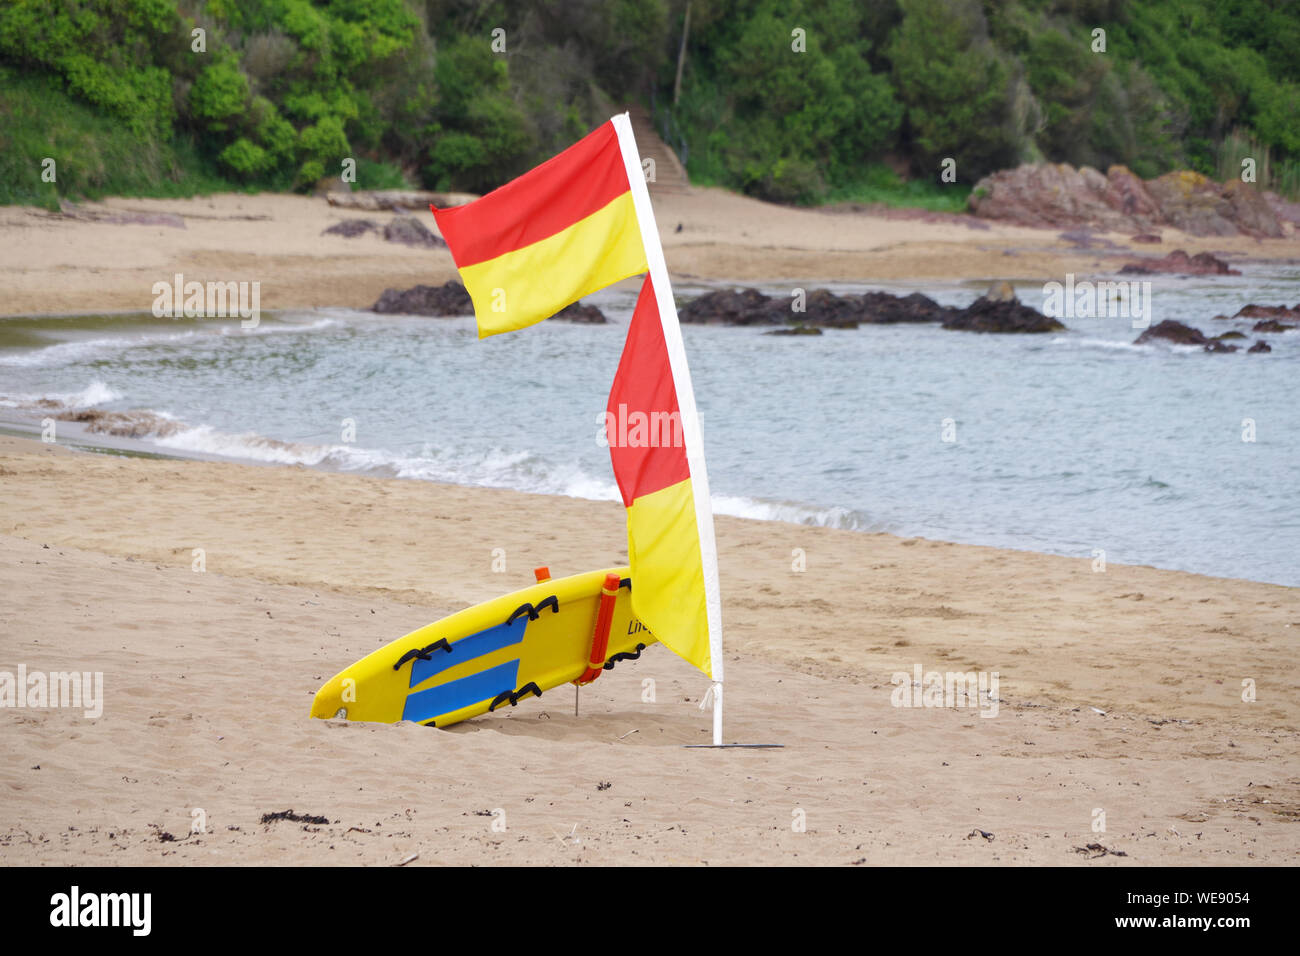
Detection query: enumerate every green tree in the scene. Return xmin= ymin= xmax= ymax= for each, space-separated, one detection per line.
xmin=888 ymin=0 xmax=1026 ymax=178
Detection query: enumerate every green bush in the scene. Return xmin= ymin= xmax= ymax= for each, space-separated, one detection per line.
xmin=189 ymin=59 xmax=249 ymax=132
xmin=1 ymin=0 xmax=1298 ymax=210
xmin=219 ymin=138 xmax=272 ymax=178
xmin=297 ymin=115 xmax=351 ymax=186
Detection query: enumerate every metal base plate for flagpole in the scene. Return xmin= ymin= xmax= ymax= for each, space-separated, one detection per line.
xmin=682 ymin=743 xmax=784 ymax=748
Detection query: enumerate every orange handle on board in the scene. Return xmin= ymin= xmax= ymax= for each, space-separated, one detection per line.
xmin=576 ymin=572 xmax=622 ymax=685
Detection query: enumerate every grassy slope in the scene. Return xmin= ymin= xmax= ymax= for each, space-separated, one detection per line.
xmin=0 ymin=70 xmax=241 ymax=210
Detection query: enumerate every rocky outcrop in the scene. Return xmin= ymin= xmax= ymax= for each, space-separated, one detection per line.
xmin=371 ymin=280 xmax=472 ymax=315
xmin=678 ymin=288 xmax=780 ymax=326
xmin=1203 ymin=340 xmax=1239 ymax=353
xmin=322 ymin=219 xmax=377 ymax=238
xmin=969 ymin=163 xmax=1284 ymax=238
xmin=1119 ymin=249 xmax=1240 ymax=275
xmin=1207 ymin=304 xmax=1300 ymax=332
xmin=680 ymin=287 xmax=963 ymax=328
xmin=860 ymin=291 xmax=961 ymax=324
xmin=382 ymin=215 xmax=444 ymax=247
xmin=968 ymin=163 xmax=1156 ymax=232
xmin=1145 ymin=172 xmax=1284 ymax=239
xmin=1134 ymin=320 xmax=1271 ymax=353
xmin=681 ymin=284 xmax=1059 ymax=333
xmin=323 ymin=215 xmax=446 ymax=246
xmin=1264 ymin=191 xmax=1300 ymax=228
xmin=1251 ymin=319 xmax=1297 ymax=333
xmin=1221 ymin=179 xmax=1285 ymax=238
xmin=1216 ymin=303 xmax=1300 ymax=321
xmin=1209 ymin=304 xmax=1300 ymax=332
xmin=369 ymin=282 xmax=604 ymax=322
xmin=1134 ymin=320 xmax=1208 ymax=346
xmin=940 ymin=285 xmax=1065 ymax=334
xmin=553 ymin=301 xmax=606 ymax=324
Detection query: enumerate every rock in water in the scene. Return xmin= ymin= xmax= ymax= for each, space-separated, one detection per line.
xmin=371 ymin=281 xmax=472 ymax=315
xmin=1251 ymin=319 xmax=1297 ymax=333
xmin=942 ymin=285 xmax=1065 ymax=333
xmin=782 ymin=289 xmax=862 ymax=328
xmin=857 ymin=291 xmax=960 ymax=324
xmin=1213 ymin=304 xmax=1300 ymax=323
xmin=1134 ymin=320 xmax=1208 ymax=346
xmin=1248 ymin=340 xmax=1272 ymax=353
xmin=1119 ymin=249 xmax=1240 ymax=275
xmin=679 ymin=287 xmax=962 ymax=328
xmin=1203 ymin=340 xmax=1239 ymax=353
xmin=679 ymin=288 xmax=777 ymax=325
xmin=553 ymin=301 xmax=606 ymax=324
xmin=383 ymin=216 xmax=445 ymax=248
xmin=765 ymin=325 xmax=823 ymax=336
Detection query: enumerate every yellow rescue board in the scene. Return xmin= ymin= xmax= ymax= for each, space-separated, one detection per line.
xmin=309 ymin=567 xmax=654 ymax=728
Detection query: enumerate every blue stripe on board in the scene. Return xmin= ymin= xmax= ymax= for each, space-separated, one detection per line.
xmin=401 ymin=659 xmax=521 ymax=724
xmin=408 ymin=618 xmax=526 ymax=688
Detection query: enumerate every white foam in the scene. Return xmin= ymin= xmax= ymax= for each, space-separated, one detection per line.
xmin=0 ymin=380 xmax=123 ymax=409
xmin=711 ymin=494 xmax=870 ymax=530
xmin=113 ymin=414 xmax=867 ymax=531
xmin=153 ymin=425 xmax=336 ymax=465
xmin=1047 ymin=336 xmax=1149 ymax=352
xmin=0 ymin=317 xmax=338 ymax=368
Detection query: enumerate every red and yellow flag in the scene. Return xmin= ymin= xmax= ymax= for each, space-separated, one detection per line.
xmin=430 ymin=113 xmax=722 ymax=696
xmin=606 ymin=275 xmax=713 ymax=676
xmin=431 ymin=121 xmax=648 ymax=337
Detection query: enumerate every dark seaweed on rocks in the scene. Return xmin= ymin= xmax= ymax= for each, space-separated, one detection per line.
xmin=261 ymin=809 xmax=331 ymax=825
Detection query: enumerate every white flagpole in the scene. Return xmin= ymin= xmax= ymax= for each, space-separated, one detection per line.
xmin=612 ymin=112 xmax=724 ymax=746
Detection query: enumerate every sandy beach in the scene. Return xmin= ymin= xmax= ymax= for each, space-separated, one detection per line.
xmin=6 ymin=0 xmax=1300 ymax=887
xmin=1 ymin=434 xmax=1296 ymax=865
xmin=3 ymin=181 xmax=1298 ymax=867
xmin=2 ymin=187 xmax=1297 ymax=317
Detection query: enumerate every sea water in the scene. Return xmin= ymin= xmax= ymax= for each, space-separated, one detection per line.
xmin=2 ymin=269 xmax=1297 ymax=585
